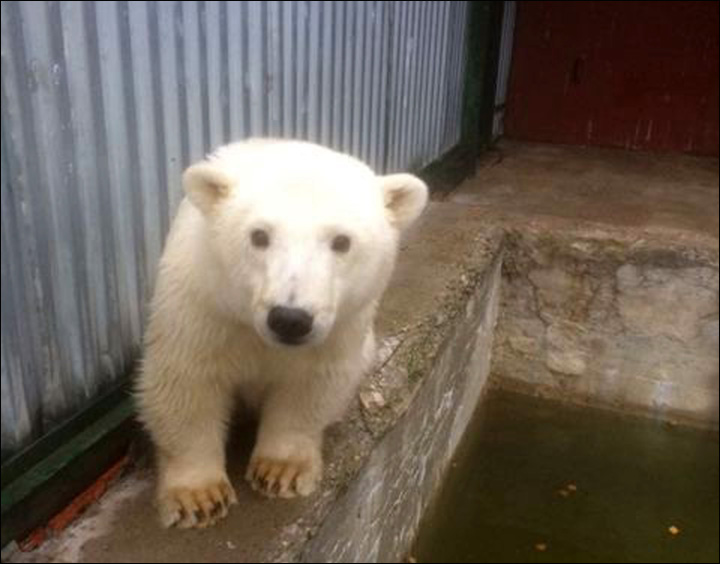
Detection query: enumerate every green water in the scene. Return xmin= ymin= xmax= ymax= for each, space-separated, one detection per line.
xmin=413 ymin=390 xmax=719 ymax=563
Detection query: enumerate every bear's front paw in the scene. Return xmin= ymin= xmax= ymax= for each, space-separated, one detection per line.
xmin=245 ymin=453 xmax=321 ymax=498
xmin=157 ymin=478 xmax=238 ymax=529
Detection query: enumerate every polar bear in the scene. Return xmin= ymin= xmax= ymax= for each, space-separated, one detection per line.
xmin=136 ymin=140 xmax=428 ymax=528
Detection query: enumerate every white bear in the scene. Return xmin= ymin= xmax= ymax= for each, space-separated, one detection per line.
xmin=136 ymin=139 xmax=428 ymax=528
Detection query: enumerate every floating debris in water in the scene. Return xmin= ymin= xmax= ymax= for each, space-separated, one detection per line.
xmin=557 ymin=482 xmax=578 ymax=497
xmin=535 ymin=542 xmax=548 ymax=552
xmin=668 ymin=525 xmax=680 ymax=536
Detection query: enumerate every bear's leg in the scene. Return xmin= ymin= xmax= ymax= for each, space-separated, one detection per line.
xmin=246 ymin=417 xmax=323 ymax=498
xmin=246 ymin=370 xmax=358 ymax=498
xmin=146 ymin=387 xmax=237 ymax=528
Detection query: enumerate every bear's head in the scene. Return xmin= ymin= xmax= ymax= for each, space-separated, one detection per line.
xmin=183 ymin=140 xmax=427 ymax=347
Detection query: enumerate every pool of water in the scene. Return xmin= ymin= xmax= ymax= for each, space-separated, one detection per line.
xmin=413 ymin=390 xmax=719 ymax=563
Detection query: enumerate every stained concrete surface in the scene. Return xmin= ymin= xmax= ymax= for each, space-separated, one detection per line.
xmin=451 ymin=141 xmax=718 ymax=240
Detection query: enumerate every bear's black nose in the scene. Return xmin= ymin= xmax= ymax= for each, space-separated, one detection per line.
xmin=267 ymin=306 xmax=314 ymax=344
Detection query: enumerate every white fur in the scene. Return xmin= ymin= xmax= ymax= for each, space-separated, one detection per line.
xmin=136 ymin=139 xmax=427 ymax=528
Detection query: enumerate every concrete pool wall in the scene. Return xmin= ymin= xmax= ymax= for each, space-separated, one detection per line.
xmin=494 ymin=226 xmax=719 ymax=428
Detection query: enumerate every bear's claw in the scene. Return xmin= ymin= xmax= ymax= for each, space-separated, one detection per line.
xmin=245 ymin=456 xmax=320 ymax=499
xmin=158 ymin=480 xmax=237 ymax=528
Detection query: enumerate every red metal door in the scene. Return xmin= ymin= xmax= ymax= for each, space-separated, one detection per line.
xmin=505 ymin=1 xmax=719 ymax=156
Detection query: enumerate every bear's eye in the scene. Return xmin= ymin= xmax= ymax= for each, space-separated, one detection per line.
xmin=331 ymin=234 xmax=351 ymax=253
xmin=250 ymin=228 xmax=270 ymax=249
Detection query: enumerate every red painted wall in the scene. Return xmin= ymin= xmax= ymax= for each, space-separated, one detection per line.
xmin=505 ymin=1 xmax=719 ymax=156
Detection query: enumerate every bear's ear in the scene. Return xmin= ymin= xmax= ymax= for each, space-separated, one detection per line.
xmin=183 ymin=162 xmax=234 ymax=215
xmin=379 ymin=174 xmax=429 ymax=231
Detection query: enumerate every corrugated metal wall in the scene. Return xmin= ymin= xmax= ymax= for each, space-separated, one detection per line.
xmin=0 ymin=0 xmax=469 ymax=459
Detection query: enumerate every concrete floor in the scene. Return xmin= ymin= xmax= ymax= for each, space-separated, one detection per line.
xmin=8 ymin=141 xmax=718 ymax=563
xmin=449 ymin=141 xmax=719 ymax=241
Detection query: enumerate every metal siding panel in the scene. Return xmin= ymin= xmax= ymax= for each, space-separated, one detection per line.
xmin=84 ymin=1 xmax=128 ymax=379
xmin=357 ymin=4 xmax=371 ymax=162
xmin=384 ymin=0 xmax=397 ymax=170
xmin=181 ymin=1 xmax=206 ymax=160
xmin=369 ymin=1 xmax=385 ymax=171
xmin=319 ymin=4 xmax=333 ymax=146
xmin=2 ymin=2 xmax=53 ymax=454
xmin=95 ymin=1 xmax=143 ymax=352
xmin=341 ymin=2 xmax=354 ymax=154
xmin=267 ymin=1 xmax=282 ymax=136
xmin=407 ymin=3 xmax=422 ymax=167
xmin=294 ymin=1 xmax=308 ymax=138
xmin=128 ymin=1 xmax=164 ymax=295
xmin=20 ymin=0 xmax=87 ymax=407
xmin=157 ymin=2 xmax=185 ymax=215
xmin=393 ymin=1 xmax=411 ymax=171
xmin=219 ymin=2 xmax=231 ymax=143
xmin=59 ymin=0 xmax=109 ymax=381
xmin=281 ymin=1 xmax=296 ymax=138
xmin=330 ymin=2 xmax=344 ymax=149
xmin=418 ymin=2 xmax=434 ymax=164
xmin=305 ymin=2 xmax=320 ymax=142
xmin=352 ymin=2 xmax=364 ymax=156
xmin=204 ymin=1 xmax=225 ymax=150
xmin=1 ymin=127 xmax=41 ymax=455
xmin=227 ymin=1 xmax=245 ymax=140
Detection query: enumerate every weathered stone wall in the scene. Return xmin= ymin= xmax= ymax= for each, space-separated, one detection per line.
xmin=493 ymin=227 xmax=719 ymax=428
